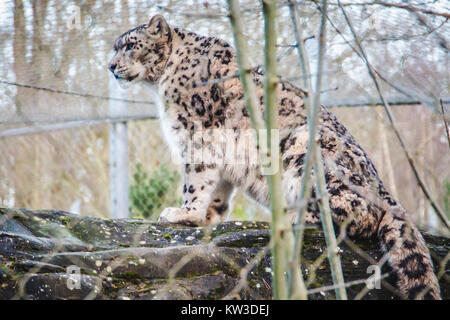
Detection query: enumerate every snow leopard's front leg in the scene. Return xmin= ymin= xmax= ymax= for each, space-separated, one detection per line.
xmin=206 ymin=179 xmax=234 ymax=224
xmin=159 ymin=163 xmax=221 ymax=226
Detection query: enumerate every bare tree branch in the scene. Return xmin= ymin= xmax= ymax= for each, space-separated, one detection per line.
xmin=287 ymin=0 xmax=315 ymax=300
xmin=288 ymin=0 xmax=347 ymax=300
xmin=262 ymin=0 xmax=291 ymax=300
xmin=227 ymin=0 xmax=290 ymax=300
xmin=328 ymin=1 xmax=450 ymax=19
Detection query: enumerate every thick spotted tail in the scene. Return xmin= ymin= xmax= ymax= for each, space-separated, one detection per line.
xmin=377 ymin=209 xmax=441 ymax=299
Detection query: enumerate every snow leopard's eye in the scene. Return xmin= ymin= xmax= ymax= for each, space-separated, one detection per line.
xmin=125 ymin=43 xmax=135 ymax=51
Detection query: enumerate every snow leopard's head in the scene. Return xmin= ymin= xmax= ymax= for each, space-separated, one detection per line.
xmin=108 ymin=15 xmax=172 ymax=87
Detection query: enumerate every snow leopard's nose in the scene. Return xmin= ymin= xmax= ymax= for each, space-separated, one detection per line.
xmin=108 ymin=63 xmax=117 ymax=73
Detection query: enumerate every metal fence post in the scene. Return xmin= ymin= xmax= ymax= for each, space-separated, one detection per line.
xmin=109 ymin=78 xmax=129 ymax=219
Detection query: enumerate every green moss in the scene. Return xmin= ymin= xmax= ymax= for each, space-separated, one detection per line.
xmin=248 ymin=279 xmax=259 ymax=288
xmin=108 ymin=279 xmax=128 ymax=292
xmin=70 ymin=229 xmax=84 ymax=239
xmin=126 ymin=256 xmax=138 ymax=262
xmin=211 ymin=229 xmax=243 ymax=238
xmin=308 ymin=274 xmax=326 ymax=288
xmin=113 ymin=271 xmax=140 ymax=281
xmin=37 ymin=221 xmax=74 ymax=238
xmin=60 ymin=216 xmax=72 ymax=226
xmin=184 ymin=272 xmax=206 ymax=279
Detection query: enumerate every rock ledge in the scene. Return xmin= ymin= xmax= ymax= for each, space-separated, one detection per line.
xmin=0 ymin=208 xmax=448 ymax=299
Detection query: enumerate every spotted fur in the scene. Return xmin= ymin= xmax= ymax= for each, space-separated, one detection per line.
xmin=109 ymin=15 xmax=441 ymax=299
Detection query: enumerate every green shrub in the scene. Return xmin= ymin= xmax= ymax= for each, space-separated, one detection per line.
xmin=129 ymin=163 xmax=181 ymax=219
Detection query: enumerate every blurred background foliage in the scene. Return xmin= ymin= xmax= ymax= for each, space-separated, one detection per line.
xmin=0 ymin=0 xmax=448 ymax=234
xmin=129 ymin=163 xmax=181 ymax=219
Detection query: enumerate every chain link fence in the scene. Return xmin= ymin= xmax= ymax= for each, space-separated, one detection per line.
xmin=0 ymin=0 xmax=449 ymax=300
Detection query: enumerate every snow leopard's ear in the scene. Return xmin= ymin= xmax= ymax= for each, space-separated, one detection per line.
xmin=147 ymin=14 xmax=169 ymax=39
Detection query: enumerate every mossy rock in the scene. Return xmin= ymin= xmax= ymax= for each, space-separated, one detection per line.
xmin=0 ymin=208 xmax=448 ymax=300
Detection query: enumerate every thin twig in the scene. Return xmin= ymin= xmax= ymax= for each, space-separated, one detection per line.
xmin=288 ymin=0 xmax=347 ymax=300
xmin=440 ymin=99 xmax=450 ymax=149
xmin=309 ymin=2 xmax=438 ymax=108
xmin=307 ymin=273 xmax=389 ymax=295
xmin=311 ymin=0 xmax=347 ymax=298
xmin=227 ymin=1 xmax=265 ymax=133
xmin=287 ymin=0 xmax=313 ymax=300
xmin=414 ymin=12 xmax=449 ymax=51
